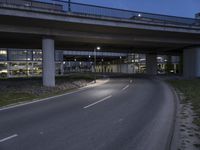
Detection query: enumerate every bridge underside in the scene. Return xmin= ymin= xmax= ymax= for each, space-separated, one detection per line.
xmin=0 ymin=11 xmax=199 ymax=54
xmin=0 ymin=31 xmax=195 ymax=55
xmin=0 ymin=3 xmax=200 ymax=86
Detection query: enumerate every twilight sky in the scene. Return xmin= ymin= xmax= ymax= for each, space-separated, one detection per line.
xmin=43 ymin=0 xmax=200 ymax=18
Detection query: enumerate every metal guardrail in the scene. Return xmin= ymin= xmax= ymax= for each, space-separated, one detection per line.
xmin=0 ymin=0 xmax=199 ymax=26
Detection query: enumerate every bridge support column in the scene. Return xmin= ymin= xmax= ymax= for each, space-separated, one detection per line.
xmin=183 ymin=47 xmax=200 ymax=78
xmin=42 ymin=37 xmax=55 ymax=87
xmin=146 ymin=54 xmax=157 ymax=75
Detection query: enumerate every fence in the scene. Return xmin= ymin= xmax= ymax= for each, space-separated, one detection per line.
xmin=0 ymin=0 xmax=199 ymax=26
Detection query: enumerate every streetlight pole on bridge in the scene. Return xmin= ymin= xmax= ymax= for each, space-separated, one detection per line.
xmin=68 ymin=0 xmax=71 ymax=12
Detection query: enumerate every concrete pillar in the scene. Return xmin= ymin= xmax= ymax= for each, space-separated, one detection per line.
xmin=42 ymin=38 xmax=55 ymax=87
xmin=60 ymin=63 xmax=64 ymax=75
xmin=183 ymin=47 xmax=200 ymax=78
xmin=146 ymin=54 xmax=157 ymax=75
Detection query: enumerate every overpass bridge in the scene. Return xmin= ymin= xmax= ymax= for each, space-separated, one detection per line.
xmin=0 ymin=0 xmax=200 ymax=86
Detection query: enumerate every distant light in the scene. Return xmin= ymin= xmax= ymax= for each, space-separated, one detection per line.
xmin=101 ymin=59 xmax=104 ymax=62
xmin=89 ymin=55 xmax=91 ymax=58
xmin=132 ymin=60 xmax=134 ymax=63
xmin=120 ymin=56 xmax=122 ymax=59
xmin=63 ymin=62 xmax=66 ymax=64
xmin=74 ymin=59 xmax=76 ymax=61
xmin=138 ymin=13 xmax=142 ymax=17
xmin=97 ymin=46 xmax=101 ymax=50
xmin=0 ymin=50 xmax=7 ymax=55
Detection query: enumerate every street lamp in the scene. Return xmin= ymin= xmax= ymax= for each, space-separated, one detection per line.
xmin=119 ymin=56 xmax=122 ymax=73
xmin=94 ymin=46 xmax=101 ymax=83
xmin=138 ymin=13 xmax=142 ymax=17
xmin=68 ymin=0 xmax=71 ymax=12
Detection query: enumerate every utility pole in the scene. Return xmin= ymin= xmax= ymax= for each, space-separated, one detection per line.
xmin=68 ymin=0 xmax=71 ymax=12
xmin=94 ymin=46 xmax=101 ymax=83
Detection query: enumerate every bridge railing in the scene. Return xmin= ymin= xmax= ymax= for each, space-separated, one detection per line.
xmin=0 ymin=0 xmax=199 ymax=26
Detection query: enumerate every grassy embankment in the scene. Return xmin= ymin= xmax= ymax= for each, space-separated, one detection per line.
xmin=170 ymin=79 xmax=200 ymax=127
xmin=0 ymin=74 xmax=94 ymax=107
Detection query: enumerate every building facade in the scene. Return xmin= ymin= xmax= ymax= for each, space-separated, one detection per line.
xmin=0 ymin=48 xmax=181 ymax=78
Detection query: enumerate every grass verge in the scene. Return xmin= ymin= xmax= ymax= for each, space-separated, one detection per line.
xmin=0 ymin=73 xmax=94 ymax=107
xmin=169 ymin=79 xmax=200 ymax=127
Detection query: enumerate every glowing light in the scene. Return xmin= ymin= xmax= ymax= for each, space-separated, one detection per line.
xmin=97 ymin=46 xmax=101 ymax=50
xmin=0 ymin=50 xmax=7 ymax=55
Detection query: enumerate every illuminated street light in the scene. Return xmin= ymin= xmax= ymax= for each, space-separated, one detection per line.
xmin=94 ymin=46 xmax=101 ymax=83
xmin=138 ymin=13 xmax=142 ymax=17
xmin=68 ymin=0 xmax=71 ymax=12
xmin=97 ymin=46 xmax=101 ymax=50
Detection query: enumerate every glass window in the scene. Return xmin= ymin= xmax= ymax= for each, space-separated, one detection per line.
xmin=0 ymin=62 xmax=8 ymax=78
xmin=8 ymin=49 xmax=32 ymax=61
xmin=55 ymin=51 xmax=63 ymax=61
xmin=33 ymin=62 xmax=42 ymax=76
xmin=33 ymin=50 xmax=42 ymax=61
xmin=0 ymin=50 xmax=7 ymax=61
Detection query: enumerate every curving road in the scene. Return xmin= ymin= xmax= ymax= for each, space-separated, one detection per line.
xmin=0 ymin=78 xmax=175 ymax=150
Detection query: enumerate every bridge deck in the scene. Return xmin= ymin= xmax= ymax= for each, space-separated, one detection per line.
xmin=0 ymin=0 xmax=199 ymax=27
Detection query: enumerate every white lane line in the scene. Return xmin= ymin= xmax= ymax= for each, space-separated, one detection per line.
xmin=0 ymin=79 xmax=110 ymax=112
xmin=0 ymin=134 xmax=18 ymax=143
xmin=84 ymin=95 xmax=112 ymax=109
xmin=121 ymin=85 xmax=129 ymax=91
xmin=0 ymin=87 xmax=91 ymax=111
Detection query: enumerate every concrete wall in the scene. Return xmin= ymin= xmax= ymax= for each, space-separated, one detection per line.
xmin=146 ymin=54 xmax=157 ymax=75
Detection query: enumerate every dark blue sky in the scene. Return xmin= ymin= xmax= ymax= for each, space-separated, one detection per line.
xmin=44 ymin=0 xmax=200 ymax=18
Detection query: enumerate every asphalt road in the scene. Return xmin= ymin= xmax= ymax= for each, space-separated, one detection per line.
xmin=0 ymin=78 xmax=175 ymax=150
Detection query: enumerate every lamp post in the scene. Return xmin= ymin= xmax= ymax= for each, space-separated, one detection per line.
xmin=68 ymin=0 xmax=71 ymax=12
xmin=94 ymin=46 xmax=101 ymax=83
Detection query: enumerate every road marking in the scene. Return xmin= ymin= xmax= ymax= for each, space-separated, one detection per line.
xmin=0 ymin=79 xmax=110 ymax=112
xmin=121 ymin=85 xmax=129 ymax=91
xmin=0 ymin=89 xmax=85 ymax=111
xmin=84 ymin=95 xmax=112 ymax=109
xmin=0 ymin=134 xmax=18 ymax=143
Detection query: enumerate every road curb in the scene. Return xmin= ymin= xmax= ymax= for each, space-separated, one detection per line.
xmin=166 ymin=84 xmax=180 ymax=150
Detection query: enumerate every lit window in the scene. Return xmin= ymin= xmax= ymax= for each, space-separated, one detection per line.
xmin=0 ymin=50 xmax=7 ymax=55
